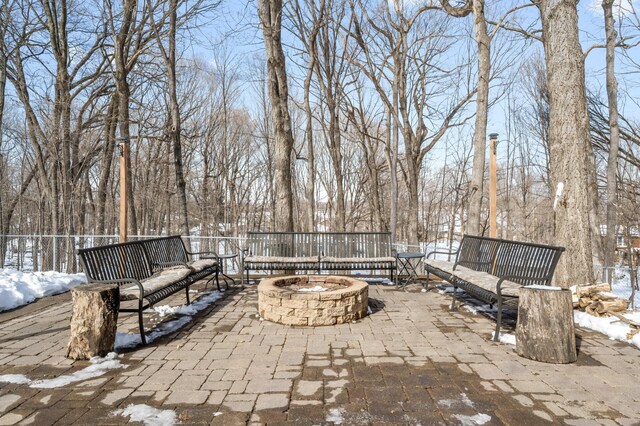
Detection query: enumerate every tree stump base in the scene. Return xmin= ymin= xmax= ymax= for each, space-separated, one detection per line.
xmin=66 ymin=284 xmax=119 ymax=360
xmin=516 ymin=286 xmax=577 ymax=364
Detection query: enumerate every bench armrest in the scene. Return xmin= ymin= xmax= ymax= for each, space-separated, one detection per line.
xmin=426 ymin=249 xmax=459 ymax=259
xmin=88 ymin=278 xmax=145 ymax=298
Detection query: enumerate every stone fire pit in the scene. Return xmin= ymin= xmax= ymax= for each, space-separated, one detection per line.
xmin=258 ymin=275 xmax=368 ymax=326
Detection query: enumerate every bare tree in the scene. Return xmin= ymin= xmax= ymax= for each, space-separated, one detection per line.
xmin=258 ymin=0 xmax=295 ymax=232
xmin=602 ymin=0 xmax=621 ymax=283
xmin=349 ymin=0 xmax=475 ymax=245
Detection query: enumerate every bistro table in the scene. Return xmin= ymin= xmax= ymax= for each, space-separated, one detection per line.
xmin=396 ymin=252 xmax=425 ymax=289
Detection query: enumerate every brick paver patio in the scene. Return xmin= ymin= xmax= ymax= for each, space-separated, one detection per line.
xmin=0 ymin=279 xmax=639 ymax=425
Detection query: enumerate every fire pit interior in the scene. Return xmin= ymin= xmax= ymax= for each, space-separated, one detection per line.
xmin=258 ymin=275 xmax=368 ymax=326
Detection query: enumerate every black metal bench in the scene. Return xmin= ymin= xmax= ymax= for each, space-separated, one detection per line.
xmin=424 ymin=235 xmax=565 ymax=341
xmin=243 ymin=232 xmax=396 ymax=281
xmin=77 ymin=236 xmax=220 ymax=345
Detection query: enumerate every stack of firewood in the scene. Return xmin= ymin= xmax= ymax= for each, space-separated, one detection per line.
xmin=573 ymin=283 xmax=628 ymax=316
xmin=572 ymin=283 xmax=639 ymax=340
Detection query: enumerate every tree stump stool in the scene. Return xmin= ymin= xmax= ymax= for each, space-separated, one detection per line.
xmin=516 ymin=286 xmax=577 ymax=364
xmin=66 ymin=284 xmax=119 ymax=360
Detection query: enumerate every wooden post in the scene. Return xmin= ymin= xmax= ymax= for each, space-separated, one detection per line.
xmin=67 ymin=284 xmax=120 ymax=360
xmin=118 ymin=137 xmax=128 ymax=243
xmin=489 ymin=133 xmax=498 ymax=238
xmin=516 ymin=286 xmax=577 ymax=364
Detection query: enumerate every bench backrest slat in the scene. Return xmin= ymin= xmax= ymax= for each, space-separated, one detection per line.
xmin=456 ymin=235 xmax=565 ymax=286
xmin=246 ymin=232 xmax=392 ymax=258
xmin=139 ymin=236 xmax=189 ymax=272
xmin=78 ymin=241 xmax=152 ymax=282
xmin=456 ymin=235 xmax=500 ymax=273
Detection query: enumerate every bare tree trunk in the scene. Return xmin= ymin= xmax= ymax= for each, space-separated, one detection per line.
xmin=259 ymin=0 xmax=294 ymax=232
xmin=163 ymin=0 xmax=190 ymax=236
xmin=114 ymin=0 xmax=138 ymax=235
xmin=440 ymin=0 xmax=489 ymax=237
xmin=96 ymin=95 xmax=118 ymax=234
xmin=303 ymin=46 xmax=316 ymax=231
xmin=603 ymin=0 xmax=620 ymax=284
xmin=386 ymin=106 xmax=398 ymax=243
xmin=537 ymin=0 xmax=595 ymax=287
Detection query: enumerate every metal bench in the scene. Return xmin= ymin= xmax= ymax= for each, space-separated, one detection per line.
xmin=77 ymin=236 xmax=220 ymax=345
xmin=424 ymin=235 xmax=565 ymax=341
xmin=243 ymin=232 xmax=396 ymax=282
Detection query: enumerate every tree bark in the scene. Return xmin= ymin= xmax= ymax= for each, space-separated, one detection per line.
xmin=66 ymin=284 xmax=120 ymax=360
xmin=516 ymin=286 xmax=577 ymax=364
xmin=537 ymin=0 xmax=595 ymax=287
xmin=259 ymin=0 xmax=295 ymax=232
xmin=603 ymin=0 xmax=620 ymax=284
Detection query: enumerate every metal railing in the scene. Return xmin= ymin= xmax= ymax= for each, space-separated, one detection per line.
xmin=1 ymin=235 xmax=246 ymax=275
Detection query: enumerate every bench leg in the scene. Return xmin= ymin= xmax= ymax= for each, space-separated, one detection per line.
xmin=450 ymin=285 xmax=458 ymax=310
xmin=494 ymin=297 xmax=502 ymax=342
xmin=138 ymin=299 xmax=147 ymax=345
xmin=215 ymin=270 xmax=222 ymax=292
xmin=185 ymin=286 xmax=191 ymax=305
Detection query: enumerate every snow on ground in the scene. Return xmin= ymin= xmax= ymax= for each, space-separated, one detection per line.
xmin=116 ymin=290 xmax=224 ymax=350
xmin=490 ymin=332 xmax=516 ymax=346
xmin=454 ymin=413 xmax=492 ymax=425
xmin=0 ymin=353 xmax=125 ymax=388
xmin=574 ymin=310 xmax=640 ymax=349
xmin=0 ymin=269 xmax=86 ymax=312
xmin=326 ymin=408 xmax=345 ymax=424
xmin=298 ymin=285 xmax=328 ymax=292
xmin=113 ymin=404 xmax=177 ymax=426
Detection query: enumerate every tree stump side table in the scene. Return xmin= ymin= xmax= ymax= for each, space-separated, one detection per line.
xmin=66 ymin=284 xmax=119 ymax=360
xmin=515 ymin=285 xmax=577 ymax=364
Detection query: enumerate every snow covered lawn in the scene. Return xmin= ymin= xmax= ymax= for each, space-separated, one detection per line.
xmin=0 ymin=269 xmax=86 ymax=312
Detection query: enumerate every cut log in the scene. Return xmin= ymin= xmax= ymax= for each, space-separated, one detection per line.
xmin=575 ymin=283 xmax=611 ymax=297
xmin=594 ymin=299 xmax=628 ymax=314
xmin=66 ymin=284 xmax=119 ymax=360
xmin=516 ymin=286 xmax=577 ymax=364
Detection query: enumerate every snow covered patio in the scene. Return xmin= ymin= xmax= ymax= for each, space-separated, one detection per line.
xmin=0 ymin=279 xmax=639 ymax=425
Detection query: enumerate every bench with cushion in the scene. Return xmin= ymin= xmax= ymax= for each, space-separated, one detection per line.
xmin=424 ymin=235 xmax=565 ymax=341
xmin=243 ymin=232 xmax=396 ymax=281
xmin=77 ymin=236 xmax=220 ymax=345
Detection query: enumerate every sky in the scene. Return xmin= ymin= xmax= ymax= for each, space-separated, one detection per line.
xmin=188 ymin=0 xmax=639 ymax=167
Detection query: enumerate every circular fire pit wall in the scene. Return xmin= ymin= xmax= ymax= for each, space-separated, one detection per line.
xmin=258 ymin=276 xmax=369 ymax=326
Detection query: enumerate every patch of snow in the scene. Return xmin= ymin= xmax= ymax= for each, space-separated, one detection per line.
xmin=362 ymin=277 xmax=393 ymax=285
xmin=525 ymin=285 xmax=563 ymax=291
xmin=438 ymin=393 xmax=475 ymax=409
xmin=454 ymin=413 xmax=492 ymax=425
xmin=574 ymin=310 xmax=640 ymax=349
xmin=491 ymin=332 xmax=516 ymax=345
xmin=462 ymin=304 xmax=495 ymax=315
xmin=213 ymin=412 xmax=222 ymax=417
xmin=113 ymin=404 xmax=177 ymax=426
xmin=299 ymin=286 xmax=328 ymax=292
xmin=115 ymin=290 xmax=223 ymax=350
xmin=367 ymin=306 xmax=373 ymax=314
xmin=0 ymin=375 xmax=32 ymax=385
xmin=0 ymin=269 xmax=86 ymax=312
xmin=326 ymin=407 xmax=345 ymax=424
xmin=0 ymin=353 xmax=125 ymax=388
